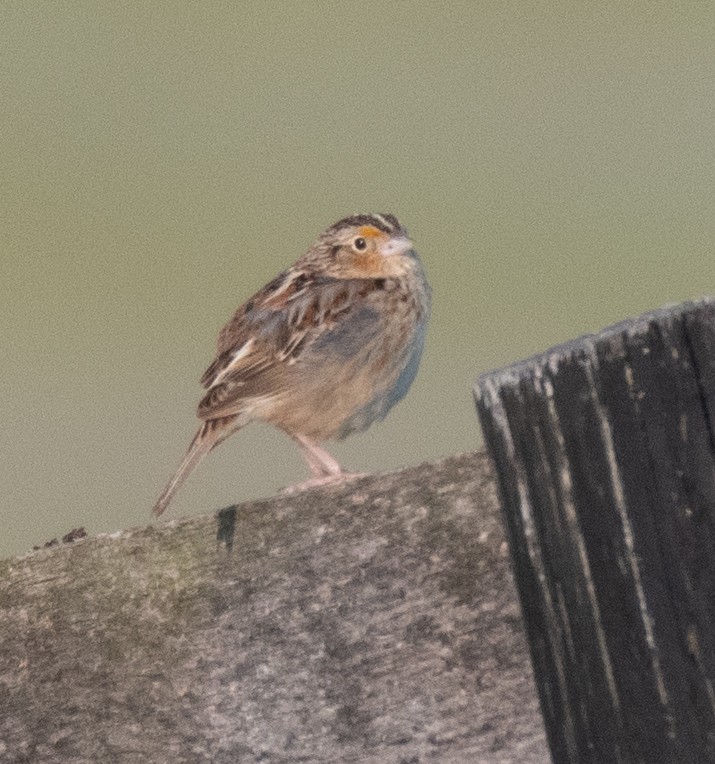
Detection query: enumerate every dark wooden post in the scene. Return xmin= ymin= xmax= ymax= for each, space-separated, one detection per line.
xmin=474 ymin=297 xmax=715 ymax=763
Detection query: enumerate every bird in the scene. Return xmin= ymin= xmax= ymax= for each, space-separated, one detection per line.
xmin=152 ymin=213 xmax=431 ymax=516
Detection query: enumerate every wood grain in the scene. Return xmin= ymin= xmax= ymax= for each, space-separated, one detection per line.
xmin=475 ymin=297 xmax=715 ymax=764
xmin=0 ymin=452 xmax=548 ymax=764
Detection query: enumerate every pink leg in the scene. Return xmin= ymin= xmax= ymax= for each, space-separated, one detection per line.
xmin=282 ymin=434 xmax=366 ymax=494
xmin=293 ymin=434 xmax=343 ymax=477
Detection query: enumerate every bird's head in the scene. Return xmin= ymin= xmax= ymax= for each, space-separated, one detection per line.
xmin=307 ymin=213 xmax=416 ymax=279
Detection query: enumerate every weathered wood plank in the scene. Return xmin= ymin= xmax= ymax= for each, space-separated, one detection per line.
xmin=0 ymin=452 xmax=549 ymax=764
xmin=475 ymin=297 xmax=715 ymax=764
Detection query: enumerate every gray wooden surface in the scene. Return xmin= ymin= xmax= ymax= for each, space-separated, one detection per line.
xmin=0 ymin=451 xmax=549 ymax=764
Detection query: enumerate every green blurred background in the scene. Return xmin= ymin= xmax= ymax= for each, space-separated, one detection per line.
xmin=2 ymin=2 xmax=713 ymax=560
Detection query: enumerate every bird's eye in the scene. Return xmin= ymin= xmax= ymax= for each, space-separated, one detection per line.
xmin=353 ymin=237 xmax=367 ymax=251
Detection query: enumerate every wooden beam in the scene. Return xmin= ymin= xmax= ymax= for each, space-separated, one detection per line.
xmin=0 ymin=452 xmax=549 ymax=763
xmin=475 ymin=298 xmax=715 ymax=763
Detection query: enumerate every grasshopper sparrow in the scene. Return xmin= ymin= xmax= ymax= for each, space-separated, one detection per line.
xmin=153 ymin=213 xmax=431 ymax=515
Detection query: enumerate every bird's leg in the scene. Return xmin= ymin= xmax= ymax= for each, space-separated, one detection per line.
xmin=293 ymin=434 xmax=343 ymax=477
xmin=281 ymin=434 xmax=366 ymax=494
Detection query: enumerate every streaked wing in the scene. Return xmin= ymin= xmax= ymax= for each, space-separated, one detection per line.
xmin=197 ymin=271 xmax=383 ymax=420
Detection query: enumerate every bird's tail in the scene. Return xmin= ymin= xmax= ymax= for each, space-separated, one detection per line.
xmin=152 ymin=416 xmax=239 ymax=516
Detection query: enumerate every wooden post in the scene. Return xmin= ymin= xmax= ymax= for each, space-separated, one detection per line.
xmin=0 ymin=453 xmax=549 ymax=763
xmin=474 ymin=297 xmax=715 ymax=763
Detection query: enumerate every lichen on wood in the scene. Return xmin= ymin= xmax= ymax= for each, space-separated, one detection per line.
xmin=0 ymin=451 xmax=548 ymax=764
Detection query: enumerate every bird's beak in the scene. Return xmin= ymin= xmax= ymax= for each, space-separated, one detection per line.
xmin=379 ymin=236 xmax=413 ymax=257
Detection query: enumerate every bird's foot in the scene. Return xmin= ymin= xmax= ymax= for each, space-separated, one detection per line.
xmin=280 ymin=471 xmax=367 ymax=495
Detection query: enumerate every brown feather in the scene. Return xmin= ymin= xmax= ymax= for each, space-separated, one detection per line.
xmin=196 ymin=276 xmax=396 ymax=422
xmin=152 ymin=213 xmax=430 ymax=516
xmin=152 ymin=416 xmax=240 ymax=516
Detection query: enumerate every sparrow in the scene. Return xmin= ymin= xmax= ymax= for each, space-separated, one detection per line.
xmin=152 ymin=213 xmax=431 ymax=516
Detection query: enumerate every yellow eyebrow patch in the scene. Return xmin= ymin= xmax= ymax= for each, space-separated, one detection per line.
xmin=358 ymin=225 xmax=385 ymax=239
